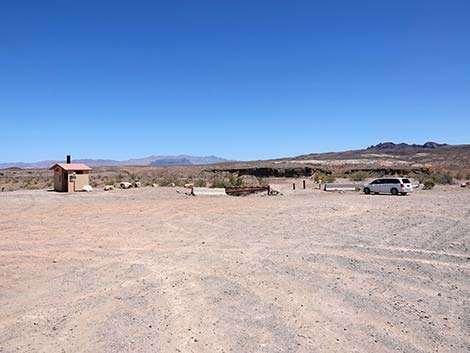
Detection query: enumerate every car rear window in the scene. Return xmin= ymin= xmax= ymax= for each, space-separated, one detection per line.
xmin=402 ymin=178 xmax=411 ymax=184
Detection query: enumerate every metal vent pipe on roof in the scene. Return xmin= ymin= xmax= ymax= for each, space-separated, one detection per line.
xmin=66 ymin=155 xmax=71 ymax=164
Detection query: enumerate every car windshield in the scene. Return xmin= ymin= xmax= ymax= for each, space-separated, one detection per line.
xmin=402 ymin=178 xmax=411 ymax=184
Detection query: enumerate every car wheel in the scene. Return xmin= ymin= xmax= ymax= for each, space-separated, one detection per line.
xmin=391 ymin=188 xmax=398 ymax=195
xmin=364 ymin=187 xmax=371 ymax=195
xmin=400 ymin=192 xmax=407 ymax=196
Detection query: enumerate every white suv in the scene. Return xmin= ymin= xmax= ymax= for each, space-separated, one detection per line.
xmin=363 ymin=177 xmax=413 ymax=196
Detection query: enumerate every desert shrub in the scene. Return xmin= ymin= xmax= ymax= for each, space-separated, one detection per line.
xmin=314 ymin=174 xmax=335 ymax=183
xmin=176 ymin=179 xmax=187 ymax=187
xmin=432 ymin=172 xmax=453 ymax=185
xmin=211 ymin=179 xmax=226 ymax=188
xmin=423 ymin=178 xmax=435 ymax=190
xmin=194 ymin=179 xmax=207 ymax=187
xmin=416 ymin=174 xmax=428 ymax=184
xmin=158 ymin=177 xmax=178 ymax=186
xmin=313 ymin=175 xmax=324 ymax=182
xmin=112 ymin=176 xmax=122 ymax=184
xmin=257 ymin=177 xmax=268 ymax=186
xmin=349 ymin=171 xmax=368 ymax=181
xmin=228 ymin=174 xmax=244 ymax=187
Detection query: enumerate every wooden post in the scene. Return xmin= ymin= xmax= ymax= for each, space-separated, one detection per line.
xmin=303 ymin=180 xmax=306 ymax=189
xmin=293 ymin=183 xmax=296 ymax=190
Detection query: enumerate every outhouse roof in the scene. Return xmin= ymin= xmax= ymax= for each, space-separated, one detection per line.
xmin=49 ymin=163 xmax=92 ymax=171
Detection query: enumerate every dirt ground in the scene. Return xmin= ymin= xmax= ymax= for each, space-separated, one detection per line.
xmin=0 ymin=184 xmax=469 ymax=353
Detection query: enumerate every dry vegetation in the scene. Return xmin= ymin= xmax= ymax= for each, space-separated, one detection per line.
xmin=1 ymin=162 xmax=469 ymax=193
xmin=3 ymin=143 xmax=470 ymax=192
xmin=0 ymin=168 xmax=53 ymax=191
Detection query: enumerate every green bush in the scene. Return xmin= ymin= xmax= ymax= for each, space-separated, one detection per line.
xmin=423 ymin=178 xmax=435 ymax=190
xmin=228 ymin=174 xmax=244 ymax=187
xmin=313 ymin=174 xmax=335 ymax=183
xmin=416 ymin=175 xmax=428 ymax=184
xmin=158 ymin=177 xmax=178 ymax=186
xmin=211 ymin=179 xmax=226 ymax=188
xmin=257 ymin=177 xmax=268 ymax=186
xmin=324 ymin=175 xmax=336 ymax=183
xmin=313 ymin=175 xmax=324 ymax=182
xmin=349 ymin=171 xmax=368 ymax=181
xmin=417 ymin=173 xmax=453 ymax=186
xmin=432 ymin=172 xmax=453 ymax=185
xmin=194 ymin=179 xmax=207 ymax=187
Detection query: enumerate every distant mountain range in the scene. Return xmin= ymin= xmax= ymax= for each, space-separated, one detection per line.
xmin=3 ymin=142 xmax=469 ymax=171
xmin=0 ymin=155 xmax=231 ymax=169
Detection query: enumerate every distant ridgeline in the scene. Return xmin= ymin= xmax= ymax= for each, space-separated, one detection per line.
xmin=367 ymin=142 xmax=448 ymax=150
xmin=149 ymin=158 xmax=192 ymax=166
xmin=0 ymin=155 xmax=229 ymax=169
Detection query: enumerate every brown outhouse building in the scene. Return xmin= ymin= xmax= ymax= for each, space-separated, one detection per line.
xmin=49 ymin=159 xmax=92 ymax=192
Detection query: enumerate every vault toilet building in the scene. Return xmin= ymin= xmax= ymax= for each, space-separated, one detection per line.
xmin=49 ymin=155 xmax=92 ymax=192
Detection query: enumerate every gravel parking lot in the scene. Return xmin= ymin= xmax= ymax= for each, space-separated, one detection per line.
xmin=1 ymin=185 xmax=469 ymax=353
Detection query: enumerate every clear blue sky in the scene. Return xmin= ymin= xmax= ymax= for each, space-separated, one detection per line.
xmin=1 ymin=1 xmax=469 ymax=162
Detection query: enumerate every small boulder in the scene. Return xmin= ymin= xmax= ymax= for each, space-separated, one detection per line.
xmin=82 ymin=185 xmax=93 ymax=192
xmin=269 ymin=185 xmax=283 ymax=196
xmin=120 ymin=182 xmax=132 ymax=189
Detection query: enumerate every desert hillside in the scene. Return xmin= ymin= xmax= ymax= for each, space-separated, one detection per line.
xmin=212 ymin=142 xmax=470 ymax=179
xmin=1 ymin=142 xmax=469 ymax=192
xmin=289 ymin=142 xmax=470 ymax=168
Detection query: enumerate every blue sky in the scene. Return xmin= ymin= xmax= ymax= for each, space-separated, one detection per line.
xmin=1 ymin=1 xmax=469 ymax=162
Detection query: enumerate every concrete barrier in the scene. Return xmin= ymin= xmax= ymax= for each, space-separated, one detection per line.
xmin=324 ymin=183 xmax=361 ymax=192
xmin=191 ymin=187 xmax=227 ymax=196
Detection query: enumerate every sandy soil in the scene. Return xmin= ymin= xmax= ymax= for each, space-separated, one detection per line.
xmin=0 ymin=185 xmax=469 ymax=353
